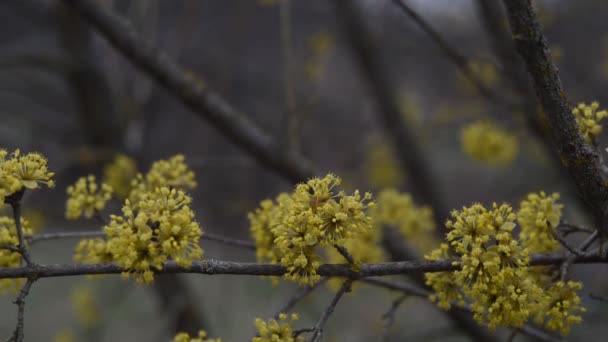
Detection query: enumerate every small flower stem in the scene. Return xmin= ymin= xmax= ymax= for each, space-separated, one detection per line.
xmin=9 ymin=200 xmax=32 ymax=266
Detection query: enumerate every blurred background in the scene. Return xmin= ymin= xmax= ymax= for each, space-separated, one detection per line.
xmin=1 ymin=0 xmax=608 ymax=341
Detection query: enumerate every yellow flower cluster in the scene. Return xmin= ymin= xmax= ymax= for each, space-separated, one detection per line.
xmin=370 ymin=189 xmax=436 ymax=253
xmin=74 ymin=155 xmax=202 ymax=284
xmin=0 ymin=149 xmax=54 ymax=205
xmin=253 ymin=313 xmax=304 ymax=342
xmin=249 ymin=174 xmax=374 ymax=285
xmin=70 ymin=285 xmax=99 ymax=328
xmin=103 ymin=154 xmax=137 ymax=198
xmin=572 ymin=101 xmax=608 ymax=143
xmin=364 ymin=142 xmax=403 ymax=190
xmin=0 ymin=216 xmax=32 ymax=293
xmin=129 ymin=154 xmax=196 ymax=207
xmin=426 ymin=194 xmax=585 ymax=335
xmin=65 ymin=175 xmax=113 ymax=220
xmin=518 ymin=191 xmax=562 ymax=253
xmin=172 ymin=330 xmax=221 ymax=342
xmin=103 ymin=188 xmax=202 ymax=283
xmin=424 ymin=244 xmax=463 ymax=310
xmin=536 ymin=281 xmax=586 ymax=335
xmin=460 ymin=120 xmax=518 ymax=166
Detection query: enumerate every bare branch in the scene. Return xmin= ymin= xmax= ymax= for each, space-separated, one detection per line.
xmin=365 ymin=278 xmax=562 ymax=342
xmin=310 ymin=279 xmax=352 ymax=341
xmin=61 ymin=0 xmax=315 ymax=183
xmin=0 ymin=252 xmax=606 ymax=280
xmin=7 ymin=278 xmax=36 ymax=342
xmin=273 ymin=278 xmax=329 ymax=319
xmin=27 ymin=230 xmax=256 ymax=250
xmin=7 ymin=196 xmax=32 ymax=266
xmin=501 ymin=0 xmax=608 ymax=237
xmin=380 ymin=293 xmax=408 ymax=341
xmin=391 ymin=0 xmax=516 ymax=110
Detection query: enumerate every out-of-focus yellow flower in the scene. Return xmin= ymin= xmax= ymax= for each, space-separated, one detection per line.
xmin=53 ymin=329 xmax=76 ymax=342
xmin=364 ymin=142 xmax=403 ymax=190
xmin=71 ymin=285 xmax=99 ymax=328
xmin=171 ymin=330 xmax=221 ymax=342
xmin=536 ymin=281 xmax=586 ymax=335
xmin=0 ymin=216 xmax=32 ymax=294
xmin=518 ymin=191 xmax=562 ymax=253
xmin=103 ymin=154 xmax=137 ymax=198
xmin=460 ymin=120 xmax=518 ymax=166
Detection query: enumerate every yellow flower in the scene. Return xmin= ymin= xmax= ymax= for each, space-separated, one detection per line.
xmin=370 ymin=189 xmax=436 ymax=253
xmin=270 ymin=174 xmax=374 ymax=285
xmin=253 ymin=313 xmax=304 ymax=342
xmin=103 ymin=154 xmax=137 ymax=198
xmin=71 ymin=285 xmax=99 ymax=328
xmin=424 ymin=244 xmax=463 ymax=310
xmin=248 ymin=174 xmax=374 ymax=286
xmin=572 ymin=101 xmax=608 ymax=143
xmin=460 ymin=120 xmax=518 ymax=166
xmin=171 ymin=330 xmax=221 ymax=342
xmin=53 ymin=329 xmax=76 ymax=342
xmin=102 ymin=187 xmax=203 ymax=283
xmin=66 ymin=175 xmax=113 ymax=220
xmin=74 ymin=238 xmax=113 ymax=264
xmin=518 ymin=191 xmax=562 ymax=253
xmin=0 ymin=216 xmax=32 ymax=294
xmin=536 ymin=281 xmax=586 ymax=335
xmin=364 ymin=142 xmax=403 ymax=189
xmin=129 ymin=155 xmax=196 ymax=207
xmin=0 ymin=149 xmax=54 ymax=204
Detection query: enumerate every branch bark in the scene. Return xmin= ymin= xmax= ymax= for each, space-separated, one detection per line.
xmin=501 ymin=0 xmax=608 ymax=237
xmin=0 ymin=252 xmax=606 ymax=280
xmin=61 ymin=0 xmax=314 ymax=183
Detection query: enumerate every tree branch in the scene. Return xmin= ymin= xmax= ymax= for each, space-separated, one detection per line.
xmin=0 ymin=252 xmax=606 ymax=280
xmin=27 ymin=230 xmax=256 ymax=250
xmin=309 ymin=279 xmax=352 ymax=341
xmin=61 ymin=0 xmax=315 ymax=183
xmin=7 ymin=278 xmax=36 ymax=342
xmin=501 ymin=0 xmax=608 ymax=237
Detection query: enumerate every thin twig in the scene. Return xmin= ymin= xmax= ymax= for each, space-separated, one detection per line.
xmin=273 ymin=278 xmax=329 ymax=319
xmin=589 ymin=293 xmax=608 ymax=302
xmin=365 ymin=278 xmax=562 ymax=342
xmin=9 ymin=199 xmax=32 ymax=265
xmin=333 ymin=244 xmax=355 ymax=265
xmin=559 ymin=230 xmax=599 ymax=281
xmin=390 ymin=0 xmax=517 ymax=110
xmin=309 ymin=279 xmax=353 ymax=341
xmin=553 ymin=230 xmax=597 ymax=257
xmin=558 ymin=221 xmax=594 ymax=236
xmin=0 ymin=243 xmax=21 ymax=253
xmin=380 ymin=293 xmax=408 ymax=341
xmin=7 ymin=278 xmax=36 ymax=342
xmin=27 ymin=230 xmax=256 ymax=250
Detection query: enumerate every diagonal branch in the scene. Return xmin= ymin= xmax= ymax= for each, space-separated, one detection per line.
xmin=390 ymin=0 xmax=516 ymax=110
xmin=61 ymin=0 xmax=315 ymax=183
xmin=501 ymin=0 xmax=608 ymax=237
xmin=309 ymin=279 xmax=352 ymax=341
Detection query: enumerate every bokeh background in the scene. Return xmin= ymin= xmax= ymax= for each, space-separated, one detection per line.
xmin=1 ymin=0 xmax=608 ymax=341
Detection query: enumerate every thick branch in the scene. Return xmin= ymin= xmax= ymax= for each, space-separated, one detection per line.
xmin=61 ymin=0 xmax=314 ymax=183
xmin=0 ymin=252 xmax=606 ymax=280
xmin=501 ymin=0 xmax=608 ymax=236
